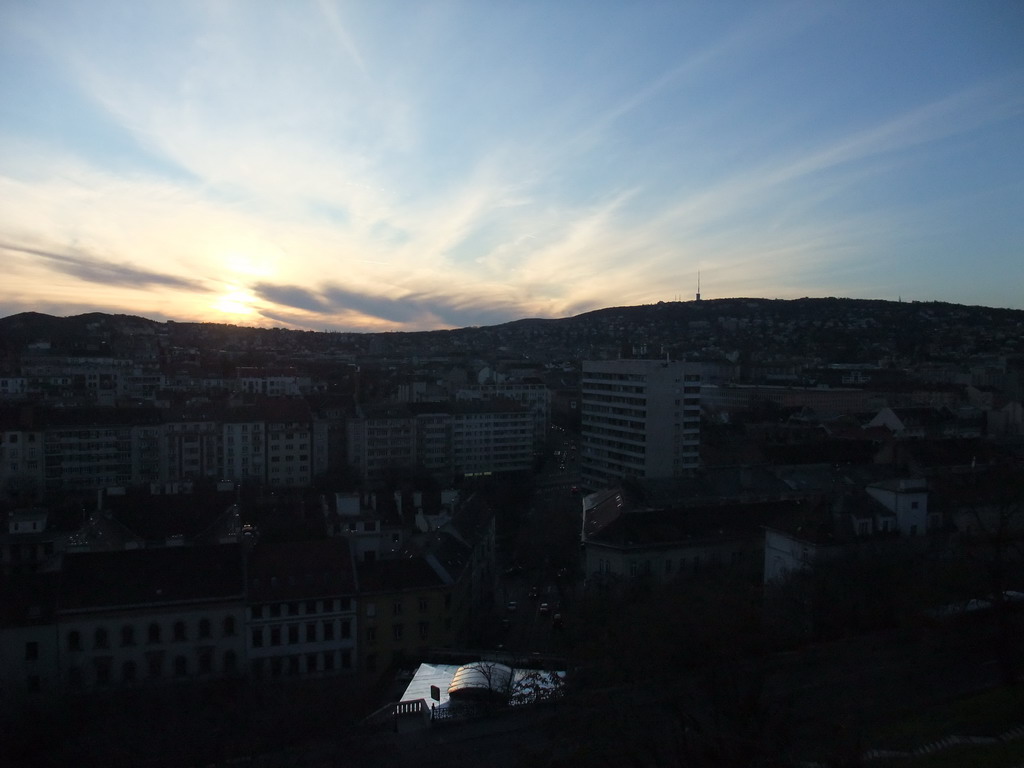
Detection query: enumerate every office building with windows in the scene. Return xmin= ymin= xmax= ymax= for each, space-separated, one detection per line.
xmin=580 ymin=359 xmax=701 ymax=491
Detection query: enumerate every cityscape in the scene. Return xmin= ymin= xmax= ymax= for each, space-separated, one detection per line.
xmin=1 ymin=296 xmax=1023 ymax=766
xmin=2 ymin=1 xmax=1023 ymax=765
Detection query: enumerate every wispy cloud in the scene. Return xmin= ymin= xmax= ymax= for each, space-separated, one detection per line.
xmin=1 ymin=242 xmax=209 ymax=291
xmin=1 ymin=1 xmax=1021 ymax=326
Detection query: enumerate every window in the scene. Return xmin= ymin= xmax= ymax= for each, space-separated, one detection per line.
xmin=393 ymin=601 xmax=402 ymax=616
xmin=198 ymin=647 xmax=213 ymax=675
xmin=323 ymin=621 xmax=335 ymax=640
xmin=223 ymin=616 xmax=236 ymax=636
xmin=224 ymin=650 xmax=237 ymax=674
xmin=340 ymin=620 xmax=350 ymax=639
xmin=324 ymin=651 xmax=336 ymax=671
xmin=121 ymin=625 xmax=135 ymax=646
xmin=25 ymin=641 xmax=38 ymax=661
xmin=94 ymin=658 xmax=112 ymax=686
xmin=174 ymin=655 xmax=187 ymax=677
xmin=94 ymin=627 xmax=109 ymax=649
xmin=251 ymin=628 xmax=263 ymax=648
xmin=270 ymin=603 xmax=281 ymax=618
xmin=366 ymin=603 xmax=376 ymax=618
xmin=367 ymin=627 xmax=376 ymax=644
xmin=251 ymin=605 xmax=263 ymax=620
xmin=392 ymin=624 xmax=403 ymax=642
xmin=418 ymin=622 xmax=429 ymax=640
xmin=288 ymin=656 xmax=300 ymax=676
xmin=306 ymin=622 xmax=317 ymax=643
xmin=288 ymin=624 xmax=299 ymax=645
xmin=199 ymin=618 xmax=211 ymax=639
xmin=305 ymin=600 xmax=317 ymax=615
xmin=306 ymin=653 xmax=318 ymax=674
xmin=341 ymin=650 xmax=351 ymax=669
xmin=419 ymin=597 xmax=428 ymax=612
xmin=288 ymin=602 xmax=299 ymax=616
xmin=146 ymin=651 xmax=163 ymax=678
xmin=173 ymin=621 xmax=187 ymax=642
xmin=270 ymin=627 xmax=281 ymax=646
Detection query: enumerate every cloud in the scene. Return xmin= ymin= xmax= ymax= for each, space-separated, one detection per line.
xmin=250 ymin=283 xmax=332 ymax=315
xmin=0 ymin=241 xmax=210 ymax=291
xmin=252 ymin=278 xmax=525 ymax=330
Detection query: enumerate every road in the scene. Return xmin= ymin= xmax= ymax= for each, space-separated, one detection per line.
xmin=490 ymin=426 xmax=581 ymax=658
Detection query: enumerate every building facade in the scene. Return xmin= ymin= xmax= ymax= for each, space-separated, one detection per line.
xmin=580 ymin=359 xmax=701 ymax=491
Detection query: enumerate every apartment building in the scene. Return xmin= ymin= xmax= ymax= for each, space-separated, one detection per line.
xmin=346 ymin=401 xmax=535 ymax=482
xmin=456 ymin=380 xmax=550 ymax=445
xmin=580 ymin=359 xmax=701 ymax=491
xmin=246 ymin=540 xmax=358 ymax=679
xmin=356 ymin=557 xmax=454 ymax=673
xmin=0 ymin=400 xmax=321 ymax=495
xmin=55 ymin=546 xmax=247 ymax=691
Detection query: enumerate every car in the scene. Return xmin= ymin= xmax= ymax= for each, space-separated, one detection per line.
xmin=506 ymin=600 xmax=518 ymax=612
xmin=528 ymin=586 xmax=539 ymax=599
xmin=539 ymin=602 xmax=550 ymax=615
xmin=552 ymin=613 xmax=563 ymax=629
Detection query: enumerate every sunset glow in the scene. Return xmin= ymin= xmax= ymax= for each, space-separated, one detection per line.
xmin=1 ymin=1 xmax=1021 ymax=330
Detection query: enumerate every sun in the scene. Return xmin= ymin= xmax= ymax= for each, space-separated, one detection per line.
xmin=212 ymin=289 xmax=257 ymax=317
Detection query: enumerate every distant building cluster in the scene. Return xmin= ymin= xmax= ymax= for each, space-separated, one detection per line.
xmin=0 ymin=487 xmax=496 ymax=706
xmin=2 ymin=299 xmax=1024 ymax=728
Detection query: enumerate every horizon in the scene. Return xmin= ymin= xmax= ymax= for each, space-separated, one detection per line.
xmin=4 ymin=294 xmax=1022 ymax=337
xmin=2 ymin=2 xmax=1022 ymax=332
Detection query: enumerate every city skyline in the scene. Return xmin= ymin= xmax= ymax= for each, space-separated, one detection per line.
xmin=1 ymin=1 xmax=1022 ymax=332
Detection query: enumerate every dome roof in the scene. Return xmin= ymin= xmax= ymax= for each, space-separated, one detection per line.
xmin=447 ymin=662 xmax=513 ymax=700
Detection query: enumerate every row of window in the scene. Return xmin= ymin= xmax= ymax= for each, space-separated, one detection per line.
xmin=250 ymin=598 xmax=352 ymax=619
xmin=251 ymin=619 xmax=351 ymax=647
xmin=365 ymin=621 xmax=432 ymax=644
xmin=364 ymin=596 xmax=442 ymax=617
xmin=67 ymin=616 xmax=237 ymax=651
xmin=250 ymin=650 xmax=350 ymax=677
xmin=68 ymin=649 xmax=240 ymax=687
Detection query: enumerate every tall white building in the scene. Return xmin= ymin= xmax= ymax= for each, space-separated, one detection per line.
xmin=580 ymin=359 xmax=701 ymax=490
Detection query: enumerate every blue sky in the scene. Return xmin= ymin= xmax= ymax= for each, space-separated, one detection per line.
xmin=1 ymin=1 xmax=1021 ymax=331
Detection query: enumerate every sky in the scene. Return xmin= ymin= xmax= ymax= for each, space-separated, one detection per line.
xmin=1 ymin=1 xmax=1022 ymax=332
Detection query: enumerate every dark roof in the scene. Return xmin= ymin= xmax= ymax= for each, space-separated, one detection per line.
xmin=58 ymin=544 xmax=244 ymax=612
xmin=1 ymin=404 xmax=164 ymax=429
xmin=356 ymin=557 xmax=447 ymax=593
xmin=247 ymin=539 xmax=356 ymax=601
xmin=589 ymin=499 xmax=807 ymax=549
xmin=0 ymin=572 xmax=59 ymax=627
xmin=104 ymin=488 xmax=237 ymax=542
xmin=582 ymin=489 xmax=631 ymax=540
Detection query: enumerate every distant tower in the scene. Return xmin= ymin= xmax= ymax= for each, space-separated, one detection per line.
xmin=695 ymin=270 xmax=701 ymax=302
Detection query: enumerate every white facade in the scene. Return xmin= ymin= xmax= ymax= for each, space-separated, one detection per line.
xmin=247 ymin=596 xmax=356 ymax=678
xmin=580 ymin=359 xmax=701 ymax=490
xmin=865 ymin=479 xmax=931 ymax=535
xmin=57 ymin=605 xmax=246 ymax=690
